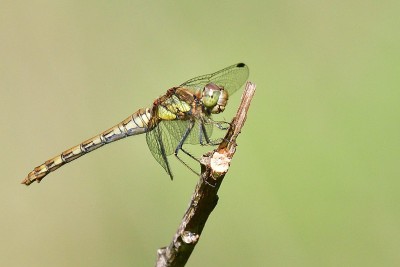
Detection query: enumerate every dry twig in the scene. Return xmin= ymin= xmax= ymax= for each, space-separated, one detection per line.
xmin=155 ymin=82 xmax=256 ymax=267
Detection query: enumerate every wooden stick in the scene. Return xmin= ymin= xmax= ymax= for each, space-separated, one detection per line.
xmin=155 ymin=82 xmax=257 ymax=267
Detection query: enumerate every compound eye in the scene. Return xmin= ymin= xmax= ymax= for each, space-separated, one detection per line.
xmin=202 ymin=83 xmax=221 ymax=108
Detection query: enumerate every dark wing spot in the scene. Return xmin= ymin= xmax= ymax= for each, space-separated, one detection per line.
xmin=237 ymin=63 xmax=246 ymax=68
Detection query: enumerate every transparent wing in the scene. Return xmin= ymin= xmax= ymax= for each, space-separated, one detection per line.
xmin=146 ymin=121 xmax=179 ymax=179
xmin=145 ymin=118 xmax=216 ymax=178
xmin=163 ymin=119 xmax=214 ymax=145
xmin=180 ymin=63 xmax=249 ymax=96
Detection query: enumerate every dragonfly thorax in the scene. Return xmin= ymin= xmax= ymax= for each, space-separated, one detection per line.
xmin=202 ymin=83 xmax=228 ymax=114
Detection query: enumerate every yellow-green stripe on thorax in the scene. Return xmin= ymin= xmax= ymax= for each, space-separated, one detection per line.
xmin=156 ymin=87 xmax=198 ymax=120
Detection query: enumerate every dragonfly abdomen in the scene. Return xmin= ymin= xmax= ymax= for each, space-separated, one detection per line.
xmin=22 ymin=108 xmax=152 ymax=185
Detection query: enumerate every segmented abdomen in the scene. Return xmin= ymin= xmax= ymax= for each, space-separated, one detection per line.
xmin=22 ymin=108 xmax=152 ymax=185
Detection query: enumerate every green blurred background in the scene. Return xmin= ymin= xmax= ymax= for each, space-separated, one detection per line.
xmin=1 ymin=1 xmax=399 ymax=266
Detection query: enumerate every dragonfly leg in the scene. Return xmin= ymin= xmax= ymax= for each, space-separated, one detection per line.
xmin=180 ymin=147 xmax=200 ymax=163
xmin=174 ymin=120 xmax=200 ymax=176
xmin=204 ymin=116 xmax=230 ymax=130
xmin=213 ymin=121 xmax=230 ymax=130
xmin=174 ymin=153 xmax=200 ymax=176
xmin=199 ymin=120 xmax=217 ymax=145
xmin=198 ymin=121 xmax=224 ymax=146
xmin=176 ymin=147 xmax=217 ymax=188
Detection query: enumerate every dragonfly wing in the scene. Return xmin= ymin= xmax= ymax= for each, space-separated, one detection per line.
xmin=145 ymin=121 xmax=179 ymax=179
xmin=163 ymin=119 xmax=214 ymax=145
xmin=187 ymin=120 xmax=214 ymax=145
xmin=180 ymin=63 xmax=249 ymax=96
xmin=162 ymin=120 xmax=189 ymax=144
xmin=202 ymin=121 xmax=214 ymax=144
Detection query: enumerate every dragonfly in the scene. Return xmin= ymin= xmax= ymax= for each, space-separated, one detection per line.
xmin=22 ymin=63 xmax=249 ymax=186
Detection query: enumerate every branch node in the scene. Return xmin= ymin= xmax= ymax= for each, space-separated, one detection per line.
xmin=210 ymin=152 xmax=231 ymax=177
xmin=181 ymin=231 xmax=200 ymax=244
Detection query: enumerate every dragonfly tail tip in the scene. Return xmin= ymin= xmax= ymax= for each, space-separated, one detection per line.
xmin=21 ymin=176 xmax=34 ymax=186
xmin=21 ymin=179 xmax=30 ymax=186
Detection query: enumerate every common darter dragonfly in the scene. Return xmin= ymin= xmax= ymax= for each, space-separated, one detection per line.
xmin=22 ymin=63 xmax=249 ymax=185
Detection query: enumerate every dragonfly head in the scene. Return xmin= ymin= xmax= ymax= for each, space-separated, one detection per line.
xmin=202 ymin=83 xmax=228 ymax=114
